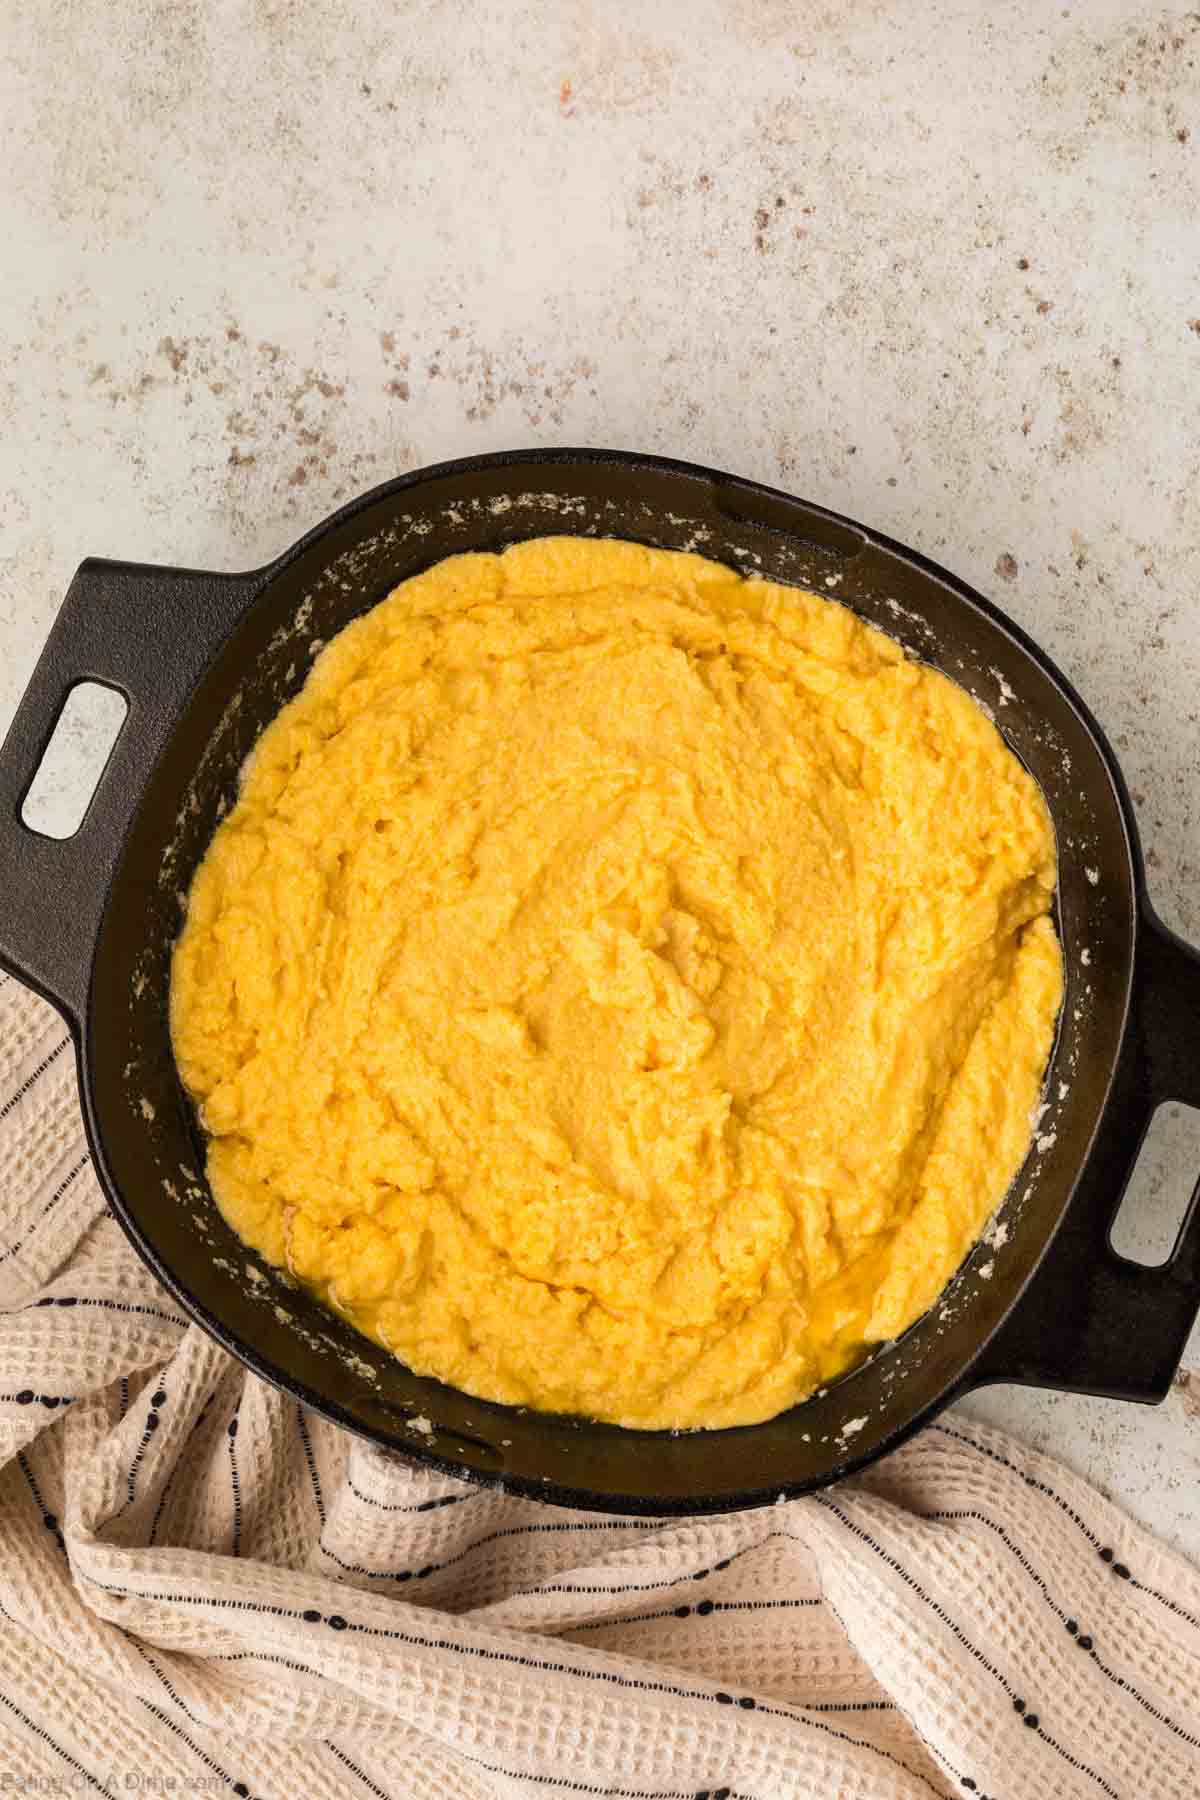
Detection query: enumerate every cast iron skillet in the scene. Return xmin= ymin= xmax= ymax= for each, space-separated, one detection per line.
xmin=1 ymin=449 xmax=1199 ymax=1514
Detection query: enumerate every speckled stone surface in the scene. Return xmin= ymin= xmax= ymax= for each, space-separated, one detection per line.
xmin=1 ymin=1 xmax=1197 ymax=1551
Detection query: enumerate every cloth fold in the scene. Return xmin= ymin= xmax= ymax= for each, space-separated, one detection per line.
xmin=0 ymin=969 xmax=1197 ymax=1798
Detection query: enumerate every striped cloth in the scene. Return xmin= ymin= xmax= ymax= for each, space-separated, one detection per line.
xmin=1 ymin=968 xmax=1197 ymax=1799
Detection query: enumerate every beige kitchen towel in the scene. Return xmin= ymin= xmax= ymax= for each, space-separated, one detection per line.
xmin=1 ymin=970 xmax=1198 ymax=1799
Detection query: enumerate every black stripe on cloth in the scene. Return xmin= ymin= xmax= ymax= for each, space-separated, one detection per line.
xmin=17 ymin=1450 xmax=65 ymax=1555
xmin=80 ymin=1572 xmax=947 ymax=1799
xmin=214 ymin=1649 xmax=334 ymax=1677
xmin=228 ymin=1402 xmax=243 ymax=1558
xmin=345 ymin=1477 xmax=479 ymax=1514
xmin=1125 ymin=1575 xmax=1200 ymax=1630
xmin=930 ymin=1423 xmax=1101 ymax=1541
xmin=541 ymin=1529 xmax=792 ymax=1599
xmin=931 ymin=1421 xmax=1200 ymax=1633
xmin=920 ymin=1507 xmax=1200 ymax=1752
xmin=219 ymin=1645 xmax=892 ymax=1722
xmin=317 ymin=1516 xmax=672 ymax=1585
xmin=0 ymin=1392 xmax=74 ymax=1408
xmin=149 ymin=1452 xmax=180 ymax=1546
xmin=571 ymin=1596 xmax=823 ymax=1632
xmin=21 ymin=1294 xmax=183 ymax=1327
xmin=149 ymin=1385 xmax=221 ymax=1546
xmin=814 ymin=1494 xmax=1119 ymax=1800
xmin=0 ymin=1689 xmax=108 ymax=1791
xmin=139 ymin=1698 xmax=255 ymax=1798
xmin=16 ymin=1451 xmax=46 ymax=1510
xmin=456 ymin=1740 xmax=755 ymax=1800
xmin=813 ymin=1581 xmax=968 ymax=1799
xmin=0 ymin=1036 xmax=70 ymax=1121
xmin=0 ymin=1154 xmax=90 ymax=1264
xmin=324 ymin=1741 xmax=392 ymax=1800
xmin=82 ymin=1579 xmax=318 ymax=1622
xmin=792 ymin=1701 xmax=897 ymax=1714
xmin=119 ymin=1387 xmax=169 ymax=1515
xmin=132 ymin=1639 xmax=205 ymax=1727
xmin=296 ymin=1404 xmax=326 ymax=1525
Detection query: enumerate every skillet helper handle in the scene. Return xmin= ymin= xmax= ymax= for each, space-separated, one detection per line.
xmin=0 ymin=558 xmax=262 ymax=1029
xmin=971 ymin=908 xmax=1200 ymax=1402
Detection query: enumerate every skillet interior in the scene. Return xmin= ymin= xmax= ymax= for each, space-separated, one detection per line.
xmin=86 ymin=451 xmax=1134 ymax=1511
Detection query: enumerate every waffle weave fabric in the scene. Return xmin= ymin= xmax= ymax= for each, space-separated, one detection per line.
xmin=0 ymin=970 xmax=1197 ymax=1799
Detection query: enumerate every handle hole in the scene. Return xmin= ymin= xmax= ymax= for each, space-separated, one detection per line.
xmin=1109 ymin=1101 xmax=1200 ymax=1267
xmin=20 ymin=682 xmax=128 ymax=839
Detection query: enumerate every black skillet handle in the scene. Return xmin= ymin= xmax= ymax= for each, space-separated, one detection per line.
xmin=0 ymin=558 xmax=263 ymax=1030
xmin=970 ymin=908 xmax=1200 ymax=1403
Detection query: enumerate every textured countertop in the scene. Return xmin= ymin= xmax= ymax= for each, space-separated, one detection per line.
xmin=1 ymin=0 xmax=1197 ymax=1554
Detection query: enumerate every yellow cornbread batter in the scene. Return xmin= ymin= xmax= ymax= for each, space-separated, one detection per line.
xmin=170 ymin=537 xmax=1062 ymax=1430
